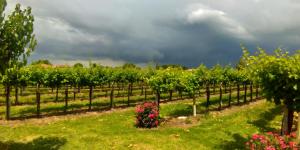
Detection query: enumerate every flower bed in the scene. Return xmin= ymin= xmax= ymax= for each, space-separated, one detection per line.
xmin=135 ymin=102 xmax=159 ymax=128
xmin=246 ymin=132 xmax=299 ymax=150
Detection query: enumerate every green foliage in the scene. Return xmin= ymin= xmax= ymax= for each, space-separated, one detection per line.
xmin=0 ymin=3 xmax=37 ymax=75
xmin=122 ymin=63 xmax=139 ymax=69
xmin=157 ymin=64 xmax=188 ymax=70
xmin=179 ymin=71 xmax=199 ymax=95
xmin=27 ymin=66 xmax=46 ymax=85
xmin=245 ymin=48 xmax=300 ymax=109
xmin=236 ymin=44 xmax=250 ymax=70
xmin=195 ymin=64 xmax=210 ymax=85
xmin=73 ymin=63 xmax=83 ymax=68
xmin=148 ymin=68 xmax=182 ymax=93
xmin=0 ymin=0 xmax=6 ymax=16
xmin=31 ymin=59 xmax=52 ymax=65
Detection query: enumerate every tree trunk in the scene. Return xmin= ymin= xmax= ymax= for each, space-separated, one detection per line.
xmin=288 ymin=109 xmax=294 ymax=134
xmin=237 ymin=84 xmax=240 ymax=104
xmin=5 ymin=85 xmax=10 ymax=120
xmin=122 ymin=84 xmax=125 ymax=104
xmin=64 ymin=84 xmax=68 ymax=113
xmin=36 ymin=84 xmax=41 ymax=117
xmin=55 ymin=86 xmax=59 ymax=102
xmin=89 ymin=86 xmax=93 ymax=111
xmin=127 ymin=84 xmax=131 ymax=107
xmin=15 ymin=86 xmax=19 ymax=105
xmin=297 ymin=112 xmax=300 ymax=141
xmin=156 ymin=90 xmax=161 ymax=112
xmin=206 ymin=84 xmax=210 ymax=110
xmin=180 ymin=91 xmax=183 ymax=100
xmin=117 ymin=83 xmax=120 ymax=96
xmin=250 ymin=82 xmax=253 ymax=102
xmin=256 ymin=85 xmax=259 ymax=100
xmin=193 ymin=94 xmax=196 ymax=117
xmin=218 ymin=83 xmax=223 ymax=110
xmin=228 ymin=84 xmax=232 ymax=107
xmin=213 ymin=82 xmax=216 ymax=95
xmin=281 ymin=105 xmax=294 ymax=135
xmin=144 ymin=87 xmax=147 ymax=101
xmin=110 ymin=84 xmax=114 ymax=109
xmin=140 ymin=83 xmax=144 ymax=96
xmin=169 ymin=90 xmax=173 ymax=101
xmin=73 ymin=86 xmax=76 ymax=100
xmin=130 ymin=83 xmax=133 ymax=96
xmin=244 ymin=83 xmax=247 ymax=103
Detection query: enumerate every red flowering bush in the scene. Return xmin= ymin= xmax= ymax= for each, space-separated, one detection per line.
xmin=135 ymin=102 xmax=159 ymax=128
xmin=245 ymin=132 xmax=299 ymax=150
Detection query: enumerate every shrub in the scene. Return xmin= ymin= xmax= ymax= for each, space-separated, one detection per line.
xmin=245 ymin=132 xmax=299 ymax=150
xmin=135 ymin=102 xmax=159 ymax=128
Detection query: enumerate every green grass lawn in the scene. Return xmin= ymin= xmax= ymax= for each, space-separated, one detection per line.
xmin=0 ymin=99 xmax=282 ymax=150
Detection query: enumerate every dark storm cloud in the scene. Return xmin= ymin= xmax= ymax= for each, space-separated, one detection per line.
xmin=6 ymin=0 xmax=300 ymax=67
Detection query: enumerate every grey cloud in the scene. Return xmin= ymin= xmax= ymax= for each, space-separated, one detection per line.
xmin=6 ymin=0 xmax=300 ymax=67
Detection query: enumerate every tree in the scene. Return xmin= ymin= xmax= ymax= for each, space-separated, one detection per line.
xmin=159 ymin=64 xmax=188 ymax=70
xmin=123 ymin=68 xmax=140 ymax=106
xmin=0 ymin=0 xmax=6 ymax=16
xmin=245 ymin=48 xmax=300 ymax=135
xmin=31 ymin=59 xmax=52 ymax=65
xmin=210 ymin=65 xmax=225 ymax=110
xmin=148 ymin=68 xmax=181 ymax=111
xmin=195 ymin=64 xmax=211 ymax=110
xmin=74 ymin=63 xmax=84 ymax=68
xmin=222 ymin=66 xmax=236 ymax=107
xmin=179 ymin=71 xmax=199 ymax=116
xmin=0 ymin=3 xmax=37 ymax=120
xmin=236 ymin=44 xmax=249 ymax=70
xmin=28 ymin=66 xmax=45 ymax=117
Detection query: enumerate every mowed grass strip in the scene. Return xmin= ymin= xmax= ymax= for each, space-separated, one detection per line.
xmin=0 ymin=100 xmax=282 ymax=150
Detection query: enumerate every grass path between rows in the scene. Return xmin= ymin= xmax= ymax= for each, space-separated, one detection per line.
xmin=0 ymin=99 xmax=282 ymax=150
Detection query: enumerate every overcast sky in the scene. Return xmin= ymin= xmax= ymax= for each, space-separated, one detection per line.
xmin=6 ymin=0 xmax=300 ymax=67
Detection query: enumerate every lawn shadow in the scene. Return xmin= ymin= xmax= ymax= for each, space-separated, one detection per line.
xmin=0 ymin=136 xmax=66 ymax=150
xmin=218 ymin=133 xmax=248 ymax=150
xmin=167 ymin=105 xmax=193 ymax=117
xmin=248 ymin=105 xmax=281 ymax=132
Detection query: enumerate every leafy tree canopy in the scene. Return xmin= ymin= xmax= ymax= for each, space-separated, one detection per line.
xmin=0 ymin=3 xmax=37 ymax=76
xmin=31 ymin=59 xmax=52 ymax=65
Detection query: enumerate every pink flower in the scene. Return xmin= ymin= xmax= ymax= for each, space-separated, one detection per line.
xmin=252 ymin=134 xmax=260 ymax=140
xmin=135 ymin=106 xmax=144 ymax=113
xmin=144 ymin=102 xmax=153 ymax=108
xmin=291 ymin=132 xmax=297 ymax=138
xmin=135 ymin=102 xmax=160 ymax=128
xmin=260 ymin=139 xmax=267 ymax=144
xmin=280 ymin=143 xmax=287 ymax=149
xmin=149 ymin=114 xmax=155 ymax=119
xmin=265 ymin=146 xmax=275 ymax=150
xmin=289 ymin=141 xmax=296 ymax=148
